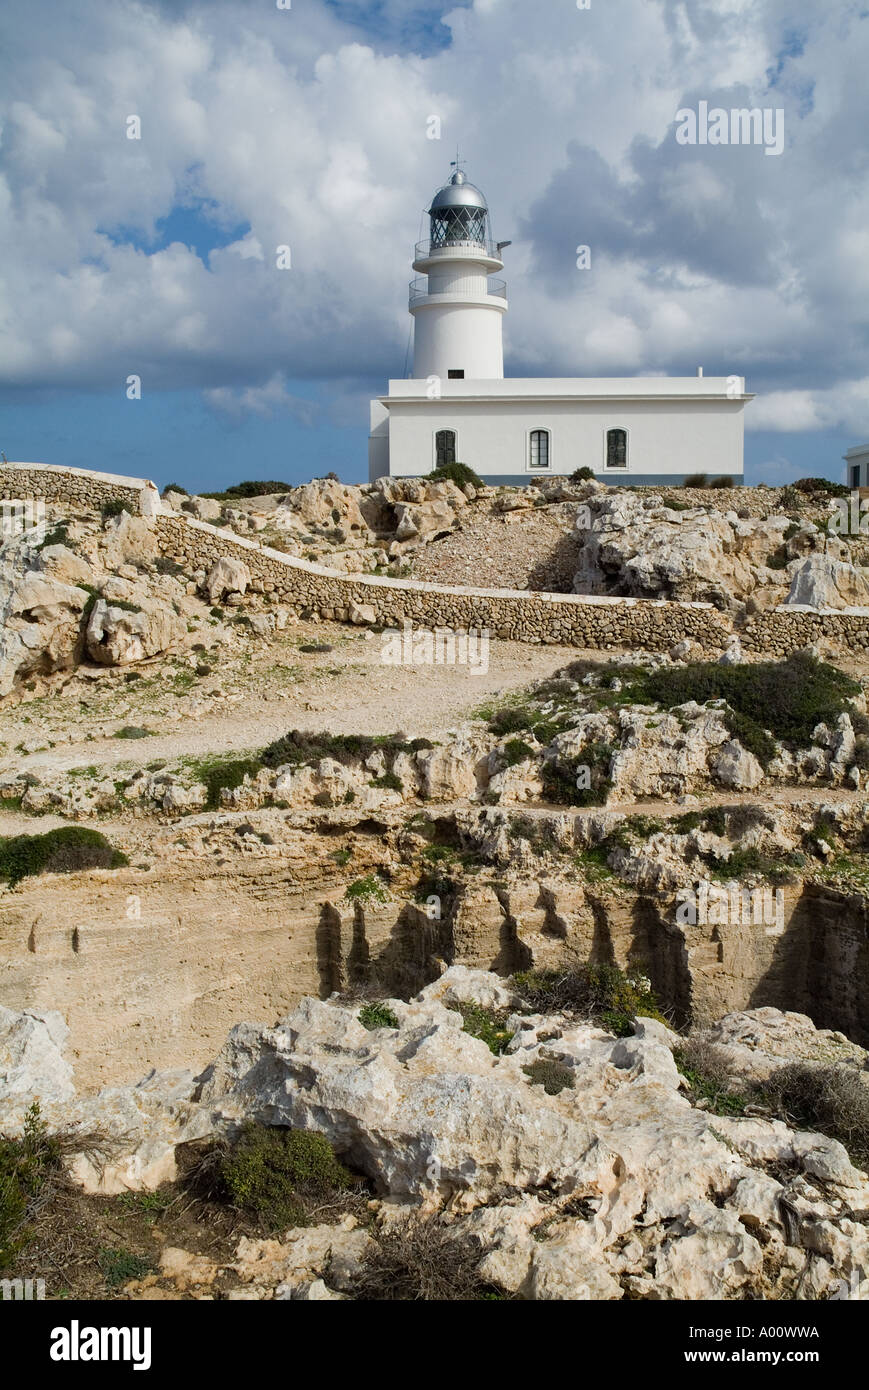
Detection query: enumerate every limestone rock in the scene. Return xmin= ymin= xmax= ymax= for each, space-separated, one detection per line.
xmin=786 ymin=553 xmax=869 ymax=610
xmin=204 ymin=556 xmax=251 ymax=603
xmin=86 ymin=594 xmax=186 ymax=665
xmin=0 ymin=1007 xmax=76 ymax=1127
xmin=711 ymin=740 xmax=765 ymax=790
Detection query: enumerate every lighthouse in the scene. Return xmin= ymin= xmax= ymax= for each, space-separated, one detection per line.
xmin=409 ymin=166 xmax=508 ymax=381
xmin=368 ymin=164 xmax=752 ymax=485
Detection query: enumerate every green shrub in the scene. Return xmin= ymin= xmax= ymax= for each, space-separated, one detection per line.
xmin=424 ymin=461 xmax=483 ymax=489
xmin=154 ymin=556 xmax=186 ymax=576
xmin=0 ymin=1103 xmax=60 ymax=1267
xmin=522 ymin=1058 xmax=576 ymax=1095
xmin=513 ymin=963 xmax=665 ymax=1036
xmin=101 ymin=498 xmax=131 ymax=522
xmin=710 ymin=475 xmax=735 ymax=488
xmin=113 ymin=725 xmax=153 ymax=740
xmin=0 ymin=827 xmax=128 ymax=887
xmin=359 ymin=1002 xmax=400 ymax=1031
xmin=683 ymin=472 xmax=708 ymax=488
xmin=201 ymin=480 xmax=293 ymax=499
xmin=542 ymin=742 xmax=613 ymax=807
xmin=261 ymin=730 xmax=433 ymax=770
xmin=767 ymin=546 xmax=789 ymax=570
xmin=370 ymin=771 xmax=403 ymax=793
xmin=187 ymin=756 xmax=261 ymax=810
xmin=569 ymin=466 xmax=595 ymax=482
xmin=502 ymin=738 xmax=536 ymax=767
xmin=623 ymin=652 xmax=859 ymax=766
xmin=98 ymin=1248 xmax=153 ymax=1289
xmin=707 ymin=846 xmax=805 ymax=884
xmin=674 ymin=1035 xmax=749 ymax=1116
xmin=793 ymin=477 xmax=850 ymax=499
xmin=218 ymin=1124 xmax=351 ymax=1230
xmin=161 ymin=481 xmax=188 ymax=496
xmin=37 ymin=523 xmax=70 ymax=549
xmin=345 ymin=874 xmax=390 ymax=904
xmin=455 ymin=1002 xmax=514 ymax=1055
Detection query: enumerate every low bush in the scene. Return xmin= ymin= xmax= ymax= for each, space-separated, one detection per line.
xmin=621 ymin=652 xmax=859 ymax=766
xmin=541 ymin=741 xmax=613 ymax=807
xmin=710 ymin=476 xmax=735 ymax=489
xmin=0 ymin=827 xmax=128 ymax=887
xmin=213 ymin=1124 xmax=352 ymax=1232
xmin=98 ymin=1248 xmax=153 ymax=1289
xmin=358 ymin=1002 xmax=400 ymax=1031
xmin=522 ymin=1058 xmax=576 ymax=1096
xmin=188 ymin=756 xmax=261 ymax=810
xmin=352 ymin=1218 xmax=499 ymax=1301
xmin=0 ymin=1103 xmax=61 ymax=1267
xmin=424 ymin=461 xmax=483 ymax=490
xmin=455 ymin=1002 xmax=514 ymax=1055
xmin=101 ymin=499 xmax=131 ymax=522
xmin=569 ymin=466 xmax=595 ymax=482
xmin=513 ymin=963 xmax=666 ymax=1037
xmin=161 ymin=481 xmax=188 ymax=496
xmin=261 ymin=730 xmax=433 ymax=770
xmin=201 ymin=480 xmax=293 ymax=500
xmin=674 ymin=1035 xmax=749 ymax=1116
xmin=37 ymin=523 xmax=70 ymax=550
xmin=113 ymin=726 xmax=153 ymax=740
xmin=502 ymin=738 xmax=536 ymax=767
xmin=793 ymin=476 xmax=850 ymax=499
xmin=370 ymin=771 xmax=403 ymax=793
xmin=763 ymin=1063 xmax=869 ymax=1168
xmin=345 ymin=874 xmax=390 ymax=904
xmin=683 ymin=472 xmax=708 ymax=488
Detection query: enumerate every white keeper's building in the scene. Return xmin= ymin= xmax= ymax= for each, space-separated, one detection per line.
xmin=844 ymin=444 xmax=869 ymax=489
xmin=369 ymin=166 xmax=754 ymax=486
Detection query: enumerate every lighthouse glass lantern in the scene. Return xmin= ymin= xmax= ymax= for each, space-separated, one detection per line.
xmin=428 ymin=171 xmax=490 ymax=251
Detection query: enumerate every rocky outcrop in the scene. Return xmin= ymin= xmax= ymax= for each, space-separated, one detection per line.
xmin=86 ymin=592 xmax=187 ymax=665
xmin=786 ymin=553 xmax=869 ymax=610
xmin=4 ymin=974 xmax=867 ymax=1300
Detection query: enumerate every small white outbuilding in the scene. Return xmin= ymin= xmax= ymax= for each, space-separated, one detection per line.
xmin=844 ymin=444 xmax=869 ymax=489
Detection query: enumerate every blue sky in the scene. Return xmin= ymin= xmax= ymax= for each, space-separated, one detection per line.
xmin=1 ymin=0 xmax=867 ymax=494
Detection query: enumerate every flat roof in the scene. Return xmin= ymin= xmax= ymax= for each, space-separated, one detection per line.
xmin=381 ymin=376 xmax=753 ymax=404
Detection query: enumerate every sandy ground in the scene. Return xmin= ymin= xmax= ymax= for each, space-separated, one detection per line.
xmin=1 ymin=622 xmax=586 ymax=779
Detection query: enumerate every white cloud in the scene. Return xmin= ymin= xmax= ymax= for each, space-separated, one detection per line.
xmin=204 ymin=374 xmax=319 ymax=423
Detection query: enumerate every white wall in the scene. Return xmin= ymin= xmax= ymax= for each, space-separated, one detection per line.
xmin=382 ymin=393 xmax=746 ymax=480
xmin=844 ymin=446 xmax=869 ymax=488
xmin=411 ymin=302 xmax=506 ymax=381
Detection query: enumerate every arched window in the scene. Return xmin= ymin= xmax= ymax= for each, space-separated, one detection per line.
xmin=529 ymin=429 xmax=550 ymax=470
xmin=435 ymin=430 xmax=457 ymax=469
xmin=606 ymin=428 xmax=628 ymax=469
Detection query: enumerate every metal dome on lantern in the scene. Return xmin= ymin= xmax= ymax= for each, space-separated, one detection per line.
xmin=428 ymin=165 xmax=490 ymax=250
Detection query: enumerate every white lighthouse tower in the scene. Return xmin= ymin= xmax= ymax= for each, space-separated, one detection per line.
xmin=409 ymin=165 xmax=508 ymax=381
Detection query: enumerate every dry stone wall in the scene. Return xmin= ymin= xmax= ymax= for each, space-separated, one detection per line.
xmin=6 ymin=462 xmax=869 ymax=653
xmin=0 ymin=461 xmax=146 ymax=510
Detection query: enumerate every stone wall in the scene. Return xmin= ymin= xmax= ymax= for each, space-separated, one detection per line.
xmin=744 ymin=608 xmax=869 ymax=654
xmin=6 ymin=461 xmax=869 ymax=654
xmin=0 ymin=461 xmax=148 ymax=510
xmin=155 ymin=513 xmax=732 ymax=651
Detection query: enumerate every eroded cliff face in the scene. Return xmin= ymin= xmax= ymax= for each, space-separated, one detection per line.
xmin=2 ymin=807 xmax=868 ymax=1089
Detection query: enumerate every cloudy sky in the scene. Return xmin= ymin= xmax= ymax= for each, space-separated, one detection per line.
xmin=0 ymin=0 xmax=867 ymax=492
